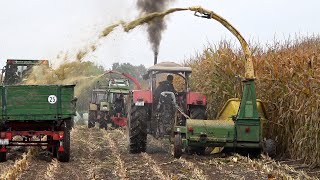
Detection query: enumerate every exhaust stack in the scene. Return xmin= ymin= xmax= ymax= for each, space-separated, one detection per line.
xmin=154 ymin=52 xmax=158 ymax=65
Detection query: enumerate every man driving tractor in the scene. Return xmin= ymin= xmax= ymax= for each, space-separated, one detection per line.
xmin=114 ymin=94 xmax=125 ymax=114
xmin=154 ymin=74 xmax=177 ymax=102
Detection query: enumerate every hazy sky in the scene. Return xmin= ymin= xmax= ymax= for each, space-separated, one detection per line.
xmin=0 ymin=0 xmax=319 ymax=69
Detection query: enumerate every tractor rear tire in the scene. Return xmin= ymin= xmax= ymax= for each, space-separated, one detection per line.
xmin=263 ymin=139 xmax=276 ymax=158
xmin=128 ymin=105 xmax=147 ymax=154
xmin=190 ymin=106 xmax=207 ymax=119
xmin=0 ymin=152 xmax=6 ymax=162
xmin=174 ymin=134 xmax=182 ymax=158
xmin=57 ymin=128 xmax=71 ymax=162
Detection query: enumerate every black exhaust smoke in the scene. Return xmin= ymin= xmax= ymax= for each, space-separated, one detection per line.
xmin=136 ymin=0 xmax=175 ymax=65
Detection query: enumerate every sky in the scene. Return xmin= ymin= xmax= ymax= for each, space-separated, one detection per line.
xmin=0 ymin=0 xmax=319 ymax=69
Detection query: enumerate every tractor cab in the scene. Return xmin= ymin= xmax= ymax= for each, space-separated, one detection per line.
xmin=90 ymin=89 xmax=109 ymax=111
xmin=144 ymin=62 xmax=192 ymax=100
xmin=143 ymin=62 xmax=206 ymax=120
xmin=1 ymin=59 xmax=49 ymax=85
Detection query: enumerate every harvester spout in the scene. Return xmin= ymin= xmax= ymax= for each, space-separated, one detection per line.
xmin=190 ymin=6 xmax=255 ymax=79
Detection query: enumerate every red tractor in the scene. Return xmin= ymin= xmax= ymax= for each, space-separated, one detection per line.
xmin=127 ymin=62 xmax=207 ymax=153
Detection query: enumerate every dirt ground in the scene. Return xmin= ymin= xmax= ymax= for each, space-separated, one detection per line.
xmin=0 ymin=125 xmax=318 ymax=180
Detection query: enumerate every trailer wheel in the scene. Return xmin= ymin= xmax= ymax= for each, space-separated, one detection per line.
xmin=0 ymin=152 xmax=6 ymax=162
xmin=263 ymin=139 xmax=276 ymax=158
xmin=173 ymin=133 xmax=182 ymax=158
xmin=57 ymin=128 xmax=71 ymax=162
xmin=128 ymin=105 xmax=147 ymax=153
xmin=190 ymin=106 xmax=207 ymax=119
xmin=186 ymin=146 xmax=205 ymax=155
xmin=195 ymin=147 xmax=206 ymax=155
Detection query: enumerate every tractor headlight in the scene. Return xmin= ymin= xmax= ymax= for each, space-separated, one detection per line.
xmin=102 ymin=106 xmax=108 ymax=111
xmin=135 ymin=101 xmax=144 ymax=106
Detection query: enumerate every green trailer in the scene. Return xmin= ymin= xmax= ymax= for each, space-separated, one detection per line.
xmin=0 ymin=84 xmax=76 ymax=162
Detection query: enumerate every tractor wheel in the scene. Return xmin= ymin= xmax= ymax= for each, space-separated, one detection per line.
xmin=173 ymin=133 xmax=182 ymax=158
xmin=186 ymin=146 xmax=195 ymax=155
xmin=262 ymin=139 xmax=276 ymax=158
xmin=88 ymin=111 xmax=95 ymax=128
xmin=195 ymin=147 xmax=206 ymax=155
xmin=128 ymin=105 xmax=147 ymax=154
xmin=57 ymin=127 xmax=71 ymax=162
xmin=186 ymin=146 xmax=205 ymax=155
xmin=190 ymin=106 xmax=207 ymax=119
xmin=0 ymin=152 xmax=6 ymax=162
xmin=88 ymin=120 xmax=95 ymax=128
xmin=99 ymin=120 xmax=105 ymax=129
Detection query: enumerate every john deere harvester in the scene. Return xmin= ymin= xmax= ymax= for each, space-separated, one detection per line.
xmin=172 ymin=8 xmax=276 ymax=158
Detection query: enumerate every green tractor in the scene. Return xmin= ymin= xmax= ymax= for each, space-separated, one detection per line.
xmin=88 ymin=70 xmax=141 ymax=129
xmin=1 ymin=59 xmax=49 ymax=85
xmin=172 ymin=8 xmax=276 ymax=158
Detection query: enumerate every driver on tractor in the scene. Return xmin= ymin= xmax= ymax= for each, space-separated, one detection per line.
xmin=154 ymin=74 xmax=177 ymax=103
xmin=114 ymin=94 xmax=125 ymax=114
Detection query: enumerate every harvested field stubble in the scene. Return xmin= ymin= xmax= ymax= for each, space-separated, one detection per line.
xmin=186 ymin=37 xmax=320 ymax=166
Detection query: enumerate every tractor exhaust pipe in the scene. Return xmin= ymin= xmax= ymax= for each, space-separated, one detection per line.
xmin=154 ymin=52 xmax=158 ymax=65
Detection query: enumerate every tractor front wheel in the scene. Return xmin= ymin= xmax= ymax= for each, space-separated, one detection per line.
xmin=173 ymin=133 xmax=182 ymax=158
xmin=262 ymin=139 xmax=276 ymax=158
xmin=0 ymin=151 xmax=6 ymax=162
xmin=99 ymin=120 xmax=106 ymax=129
xmin=190 ymin=106 xmax=207 ymax=119
xmin=128 ymin=105 xmax=147 ymax=154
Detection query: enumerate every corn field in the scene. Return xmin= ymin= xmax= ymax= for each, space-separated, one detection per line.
xmin=186 ymin=37 xmax=320 ymax=167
